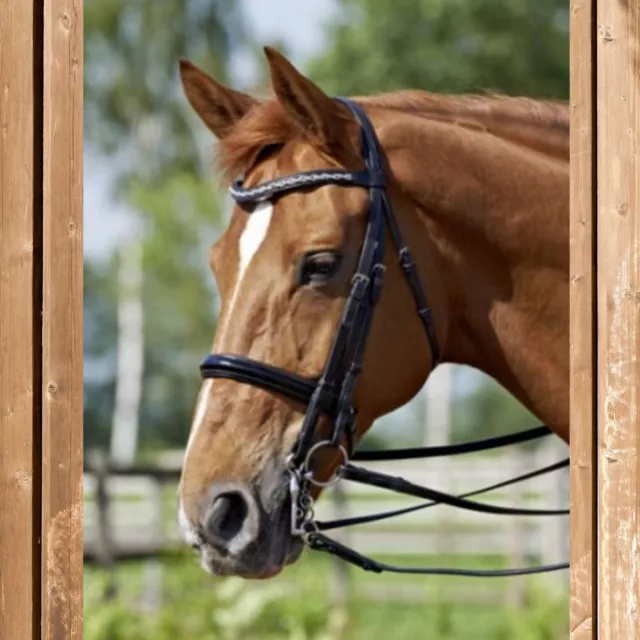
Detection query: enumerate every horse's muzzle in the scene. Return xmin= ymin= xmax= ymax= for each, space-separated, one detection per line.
xmin=182 ymin=476 xmax=304 ymax=578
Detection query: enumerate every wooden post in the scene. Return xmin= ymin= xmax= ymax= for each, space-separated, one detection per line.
xmin=92 ymin=452 xmax=117 ymax=600
xmin=570 ymin=0 xmax=640 ymax=637
xmin=569 ymin=0 xmax=596 ymax=635
xmin=111 ymin=239 xmax=144 ymax=466
xmin=0 ymin=1 xmax=83 ymax=637
xmin=596 ymin=0 xmax=640 ymax=636
xmin=0 ymin=3 xmax=42 ymax=637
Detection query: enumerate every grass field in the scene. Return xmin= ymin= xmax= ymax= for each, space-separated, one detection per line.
xmin=84 ymin=549 xmax=568 ymax=640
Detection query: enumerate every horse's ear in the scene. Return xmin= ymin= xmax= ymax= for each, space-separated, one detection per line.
xmin=263 ymin=46 xmax=350 ymax=147
xmin=179 ymin=59 xmax=257 ymax=139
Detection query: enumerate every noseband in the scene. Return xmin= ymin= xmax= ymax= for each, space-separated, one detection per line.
xmin=200 ymin=98 xmax=569 ymax=577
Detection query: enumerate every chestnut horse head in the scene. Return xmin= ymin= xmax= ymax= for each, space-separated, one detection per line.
xmin=176 ymin=47 xmax=569 ymax=579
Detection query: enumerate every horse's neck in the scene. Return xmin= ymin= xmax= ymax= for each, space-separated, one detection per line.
xmin=385 ymin=110 xmax=570 ymax=440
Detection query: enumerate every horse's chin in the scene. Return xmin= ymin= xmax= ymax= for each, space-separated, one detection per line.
xmin=246 ymin=545 xmax=303 ymax=579
xmin=197 ymin=525 xmax=305 ymax=580
xmin=241 ymin=536 xmax=305 ymax=580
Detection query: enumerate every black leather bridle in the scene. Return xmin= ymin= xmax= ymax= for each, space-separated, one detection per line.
xmin=200 ymin=98 xmax=569 ymax=577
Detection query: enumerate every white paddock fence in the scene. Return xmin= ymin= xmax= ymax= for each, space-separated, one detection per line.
xmin=84 ymin=437 xmax=568 ymax=605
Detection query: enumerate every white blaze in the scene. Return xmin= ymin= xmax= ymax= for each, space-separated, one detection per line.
xmin=184 ymin=200 xmax=274 ymax=459
xmin=179 ymin=202 xmax=274 ymax=546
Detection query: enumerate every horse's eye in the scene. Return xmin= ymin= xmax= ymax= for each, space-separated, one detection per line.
xmin=299 ymin=251 xmax=342 ymax=285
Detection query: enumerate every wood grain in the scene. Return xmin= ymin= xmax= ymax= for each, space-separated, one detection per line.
xmin=569 ymin=0 xmax=597 ymax=637
xmin=0 ymin=2 xmax=40 ymax=638
xmin=596 ymin=0 xmax=640 ymax=636
xmin=0 ymin=1 xmax=83 ymax=636
xmin=42 ymin=0 xmax=84 ymax=637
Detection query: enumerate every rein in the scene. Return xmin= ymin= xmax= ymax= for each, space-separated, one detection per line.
xmin=306 ymin=426 xmax=568 ymax=577
xmin=200 ymin=97 xmax=569 ymax=578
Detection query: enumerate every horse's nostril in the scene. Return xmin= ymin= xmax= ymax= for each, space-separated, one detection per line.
xmin=204 ymin=490 xmax=250 ymax=547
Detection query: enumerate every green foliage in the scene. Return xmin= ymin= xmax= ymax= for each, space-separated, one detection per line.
xmin=84 ymin=0 xmax=247 ymax=183
xmin=132 ymin=173 xmax=224 ymax=449
xmin=83 ymin=0 xmax=243 ymax=452
xmin=309 ymin=0 xmax=568 ymax=99
xmin=84 ymin=172 xmax=225 ymax=452
xmin=452 ymin=369 xmax=539 ymax=443
xmin=85 ymin=557 xmax=335 ymax=640
xmin=497 ymin=581 xmax=569 ymax=639
xmin=84 ymin=555 xmax=568 ymax=640
xmin=85 ymin=257 xmax=119 ymax=449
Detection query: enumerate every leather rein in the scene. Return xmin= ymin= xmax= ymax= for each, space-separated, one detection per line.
xmin=200 ymin=97 xmax=569 ymax=578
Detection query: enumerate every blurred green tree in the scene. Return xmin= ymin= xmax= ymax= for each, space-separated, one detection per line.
xmin=131 ymin=174 xmax=221 ymax=450
xmin=84 ymin=257 xmax=119 ymax=449
xmin=84 ymin=0 xmax=247 ymax=182
xmin=451 ymin=369 xmax=539 ymax=443
xmin=308 ymin=0 xmax=569 ymax=99
xmin=84 ymin=0 xmax=247 ymax=453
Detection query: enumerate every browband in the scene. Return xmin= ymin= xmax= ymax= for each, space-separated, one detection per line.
xmin=229 ymin=169 xmax=385 ymax=204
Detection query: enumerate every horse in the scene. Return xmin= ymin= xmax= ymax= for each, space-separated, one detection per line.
xmin=175 ymin=46 xmax=569 ymax=580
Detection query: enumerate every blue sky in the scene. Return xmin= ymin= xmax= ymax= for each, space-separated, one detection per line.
xmin=231 ymin=0 xmax=339 ymax=88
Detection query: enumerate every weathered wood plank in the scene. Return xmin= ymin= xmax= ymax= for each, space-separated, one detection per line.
xmin=596 ymin=0 xmax=640 ymax=636
xmin=41 ymin=0 xmax=84 ymax=637
xmin=569 ymin=0 xmax=597 ymax=637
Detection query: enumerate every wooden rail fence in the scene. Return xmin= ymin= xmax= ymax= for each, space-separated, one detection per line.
xmin=83 ymin=440 xmax=569 ymax=605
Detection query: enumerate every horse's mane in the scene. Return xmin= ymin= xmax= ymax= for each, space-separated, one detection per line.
xmin=357 ymin=90 xmax=569 ymax=132
xmin=217 ymin=89 xmax=569 ymax=183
